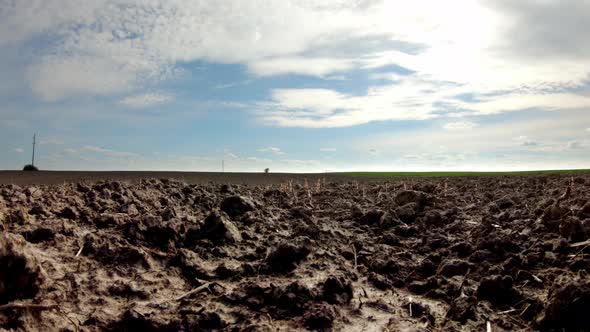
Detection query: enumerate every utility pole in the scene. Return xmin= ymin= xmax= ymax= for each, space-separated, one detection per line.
xmin=31 ymin=133 xmax=36 ymax=167
xmin=222 ymin=159 xmax=224 ymax=173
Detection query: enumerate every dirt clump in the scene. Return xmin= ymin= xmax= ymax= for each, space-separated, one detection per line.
xmin=110 ymin=309 xmax=179 ymax=331
xmin=321 ymin=276 xmax=354 ymax=304
xmin=304 ymin=303 xmax=336 ymax=330
xmin=542 ymin=203 xmax=570 ymax=230
xmin=220 ymin=195 xmax=256 ymax=218
xmin=395 ymin=190 xmax=428 ymax=207
xmin=580 ymin=200 xmax=590 ymax=216
xmin=21 ymin=227 xmax=55 ymax=243
xmin=57 ymin=206 xmax=78 ymax=219
xmin=265 ymin=242 xmax=311 ymax=274
xmin=108 ymin=281 xmax=149 ymax=300
xmin=395 ymin=203 xmax=419 ymax=223
xmin=360 ymin=209 xmax=390 ymax=226
xmin=477 ymin=275 xmax=520 ymax=307
xmin=200 ymin=210 xmax=242 ymax=244
xmin=559 ymin=216 xmax=588 ymax=242
xmin=170 ymin=248 xmax=215 ymax=282
xmin=0 ymin=233 xmax=44 ymax=304
xmin=422 ymin=210 xmax=444 ymax=226
xmin=234 ymin=281 xmax=315 ymax=318
xmin=82 ymin=232 xmax=151 ymax=268
xmin=447 ymin=296 xmax=477 ymax=323
xmin=537 ymin=280 xmax=590 ymax=331
xmin=438 ymin=259 xmax=472 ymax=277
xmin=495 ymin=196 xmax=515 ymax=210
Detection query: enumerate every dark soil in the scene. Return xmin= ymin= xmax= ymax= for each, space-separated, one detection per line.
xmin=1 ymin=174 xmax=590 ymax=331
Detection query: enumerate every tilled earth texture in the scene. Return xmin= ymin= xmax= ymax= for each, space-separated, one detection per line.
xmin=1 ymin=175 xmax=590 ymax=331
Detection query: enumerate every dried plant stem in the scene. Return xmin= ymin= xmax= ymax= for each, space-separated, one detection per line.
xmin=75 ymin=244 xmax=84 ymax=257
xmin=175 ymin=282 xmax=215 ymax=301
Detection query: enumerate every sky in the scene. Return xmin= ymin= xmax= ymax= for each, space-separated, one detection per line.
xmin=1 ymin=0 xmax=590 ymax=172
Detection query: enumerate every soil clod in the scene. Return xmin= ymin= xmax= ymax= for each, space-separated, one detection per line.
xmin=0 ymin=234 xmax=44 ymax=304
xmin=476 ymin=275 xmax=520 ymax=307
xmin=266 ymin=243 xmax=311 ymax=273
xmin=201 ymin=210 xmax=242 ymax=243
xmin=537 ymin=280 xmax=590 ymax=331
xmin=220 ymin=195 xmax=256 ymax=218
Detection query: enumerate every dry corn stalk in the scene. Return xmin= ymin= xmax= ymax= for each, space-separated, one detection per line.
xmin=315 ymin=178 xmax=322 ymax=192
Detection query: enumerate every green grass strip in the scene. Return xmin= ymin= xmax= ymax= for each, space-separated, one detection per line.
xmin=337 ymin=169 xmax=590 ymax=178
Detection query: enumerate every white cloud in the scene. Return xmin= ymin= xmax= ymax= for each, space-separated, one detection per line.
xmin=257 ymin=79 xmax=443 ymax=128
xmin=223 ymin=152 xmax=272 ymax=163
xmin=368 ymin=72 xmax=406 ymax=81
xmin=27 ymin=55 xmax=140 ymax=101
xmin=0 ymin=1 xmax=107 ymax=46
xmin=244 ymin=156 xmax=273 ymax=163
xmin=585 ymin=128 xmax=590 ymax=132
xmin=2 ymin=0 xmax=590 ymax=130
xmin=214 ymin=80 xmax=253 ymax=89
xmin=457 ymin=93 xmax=590 ymax=115
xmin=359 ymin=3 xmax=590 ymax=93
xmin=10 ymin=0 xmax=390 ymax=100
xmin=337 ymin=112 xmax=590 ymax=171
xmin=258 ymin=76 xmax=590 ymax=128
xmin=402 ymin=153 xmax=467 ymax=163
xmin=224 ymin=152 xmax=239 ymax=160
xmin=356 ymin=110 xmax=590 ymax=156
xmin=257 ymin=146 xmax=285 ymax=155
xmin=521 ymin=140 xmax=539 ymax=147
xmin=217 ymin=151 xmax=321 ymax=171
xmin=486 ymin=1 xmax=590 ymax=60
xmin=81 ymin=145 xmax=139 ymax=158
xmin=40 ymin=137 xmax=64 ymax=145
xmin=120 ymin=93 xmax=173 ymax=108
xmin=14 ymin=148 xmax=24 ymax=153
xmin=566 ymin=141 xmax=587 ymax=150
xmin=514 ymin=136 xmax=543 ymax=150
xmin=248 ymin=57 xmax=355 ymax=77
xmin=320 ymin=147 xmax=336 ymax=152
xmin=176 ymin=155 xmax=213 ymax=162
xmin=443 ymin=121 xmax=477 ymax=130
xmin=280 ymin=159 xmax=321 ymax=167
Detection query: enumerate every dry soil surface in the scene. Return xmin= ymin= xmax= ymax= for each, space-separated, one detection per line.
xmin=0 ymin=171 xmax=355 ymax=187
xmin=1 ymin=174 xmax=590 ymax=331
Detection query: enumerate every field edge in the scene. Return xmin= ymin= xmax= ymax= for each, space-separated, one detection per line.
xmin=339 ymin=169 xmax=590 ymax=177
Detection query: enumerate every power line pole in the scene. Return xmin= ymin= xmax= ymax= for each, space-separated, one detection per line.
xmin=31 ymin=133 xmax=36 ymax=167
xmin=222 ymin=159 xmax=224 ymax=173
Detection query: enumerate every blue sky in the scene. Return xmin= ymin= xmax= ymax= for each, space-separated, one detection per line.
xmin=1 ymin=0 xmax=590 ymax=172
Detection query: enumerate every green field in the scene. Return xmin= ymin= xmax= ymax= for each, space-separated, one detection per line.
xmin=341 ymin=169 xmax=590 ymax=178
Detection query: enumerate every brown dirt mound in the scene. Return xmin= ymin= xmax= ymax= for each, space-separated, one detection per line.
xmin=0 ymin=233 xmax=44 ymax=304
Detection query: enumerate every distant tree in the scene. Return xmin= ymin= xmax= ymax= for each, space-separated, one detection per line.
xmin=23 ymin=164 xmax=39 ymax=171
xmin=264 ymin=168 xmax=270 ymax=174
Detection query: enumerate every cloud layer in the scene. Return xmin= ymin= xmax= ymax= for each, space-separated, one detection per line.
xmin=1 ymin=0 xmax=590 ymax=172
xmin=119 ymin=93 xmax=173 ymax=108
xmin=356 ymin=110 xmax=590 ymax=161
xmin=2 ymin=1 xmax=590 ymax=128
xmin=4 ymin=0 xmax=397 ymax=100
